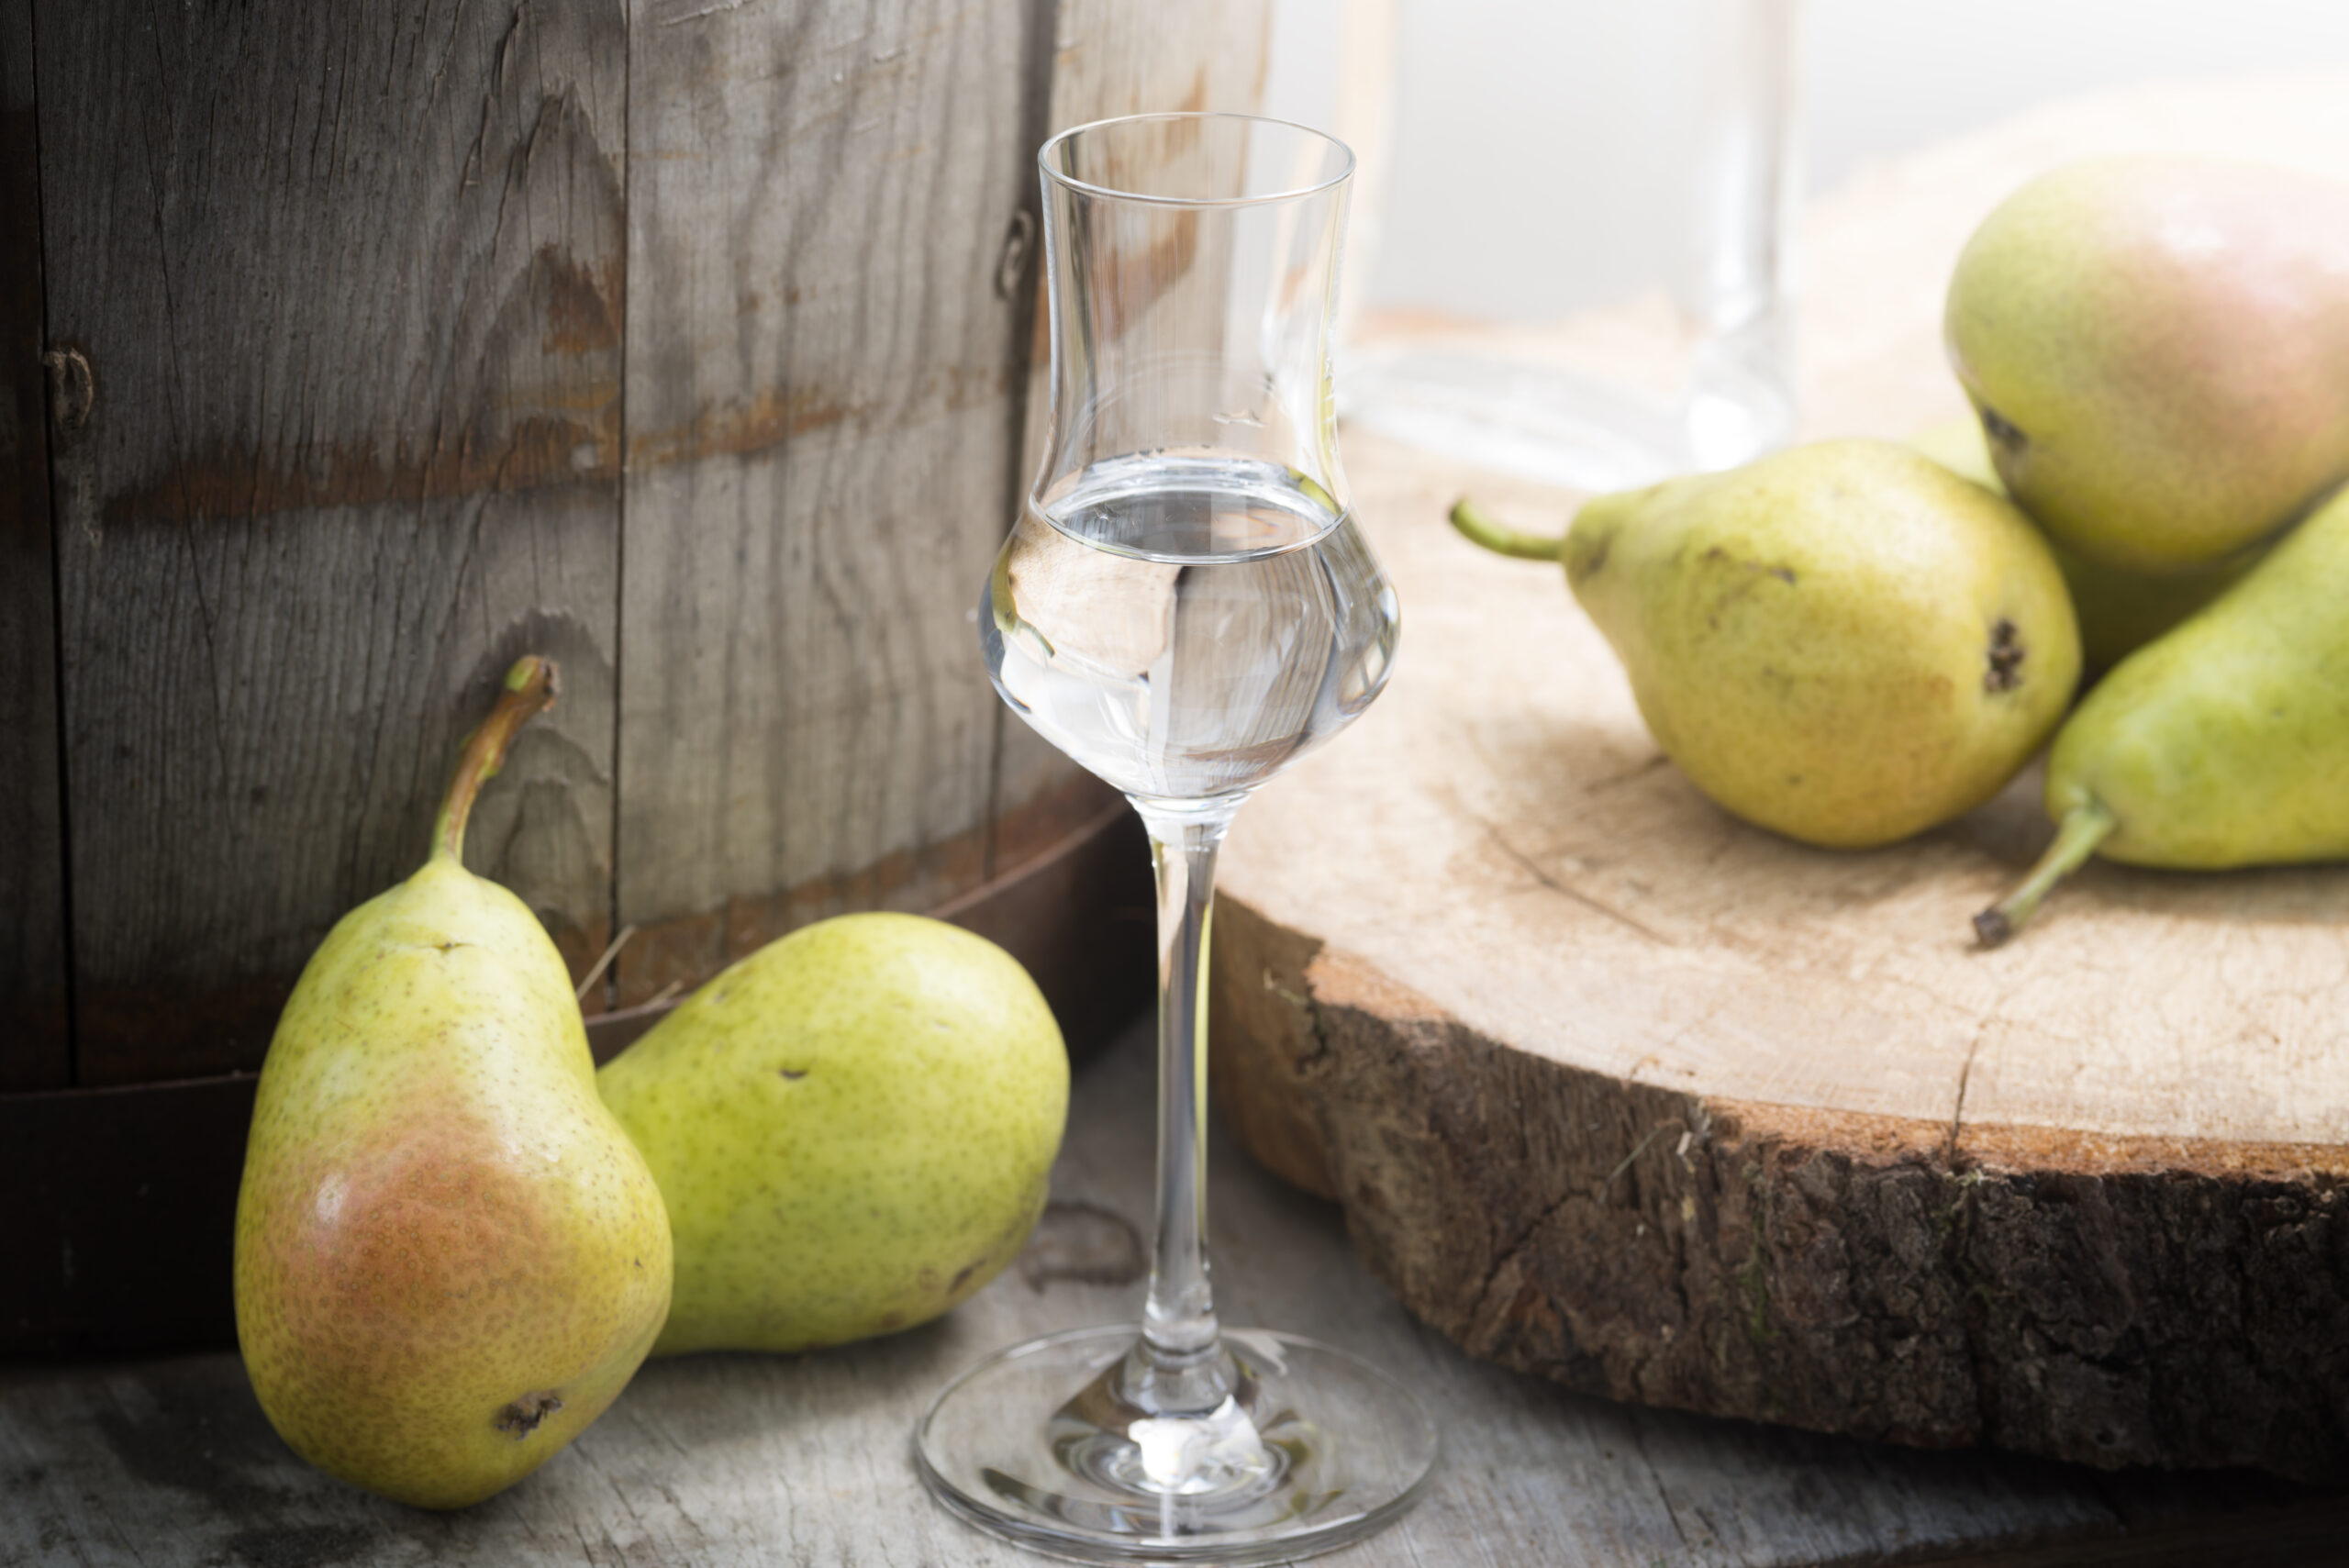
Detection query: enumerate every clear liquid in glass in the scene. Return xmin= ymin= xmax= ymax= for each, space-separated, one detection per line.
xmin=983 ymin=453 xmax=1401 ymax=804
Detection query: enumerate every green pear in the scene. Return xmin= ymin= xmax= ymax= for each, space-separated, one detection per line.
xmin=1975 ymin=483 xmax=2349 ymax=945
xmin=1909 ymin=415 xmax=2263 ymax=673
xmin=1946 ymin=154 xmax=2349 ymax=574
xmin=1453 ymin=439 xmax=2080 ymax=849
xmin=234 ymin=658 xmax=673 ymax=1510
xmin=597 ymin=912 xmax=1068 ymax=1356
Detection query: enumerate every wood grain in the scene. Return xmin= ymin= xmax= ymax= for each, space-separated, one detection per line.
xmin=5 ymin=1017 xmax=2341 ymax=1567
xmin=0 ymin=0 xmax=68 ymax=1091
xmin=34 ymin=0 xmax=624 ymax=1079
xmin=19 ymin=0 xmax=1264 ymax=1064
xmin=1209 ymin=74 xmax=2349 ymax=1482
xmin=613 ymin=0 xmax=1046 ymax=1005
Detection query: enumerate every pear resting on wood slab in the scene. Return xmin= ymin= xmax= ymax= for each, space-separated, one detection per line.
xmin=1451 ymin=439 xmax=2080 ymax=851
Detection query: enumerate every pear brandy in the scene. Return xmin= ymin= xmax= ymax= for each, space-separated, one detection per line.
xmin=983 ymin=454 xmax=1400 ymax=804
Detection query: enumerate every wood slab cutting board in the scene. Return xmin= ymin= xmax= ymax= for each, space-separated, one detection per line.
xmin=1208 ymin=74 xmax=2349 ymax=1483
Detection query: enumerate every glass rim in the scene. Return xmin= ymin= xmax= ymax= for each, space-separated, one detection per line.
xmin=1037 ymin=111 xmax=1355 ymax=209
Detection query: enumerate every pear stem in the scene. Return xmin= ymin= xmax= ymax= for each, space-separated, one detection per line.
xmin=1449 ymin=496 xmax=1564 ymax=562
xmin=431 ymin=656 xmax=560 ymax=866
xmin=1974 ymin=800 xmax=2117 ymax=948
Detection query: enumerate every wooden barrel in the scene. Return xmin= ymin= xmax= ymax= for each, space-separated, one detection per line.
xmin=0 ymin=0 xmax=1275 ymax=1355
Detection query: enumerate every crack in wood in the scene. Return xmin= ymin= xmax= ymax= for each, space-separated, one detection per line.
xmin=1603 ymin=1119 xmax=1683 ymax=1202
xmin=1947 ymin=1018 xmax=1988 ymax=1166
xmin=655 ymin=0 xmax=752 ymax=25
xmin=1479 ymin=818 xmax=1678 ymax=948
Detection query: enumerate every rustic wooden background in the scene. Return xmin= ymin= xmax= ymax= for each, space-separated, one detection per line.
xmin=0 ymin=0 xmax=1272 ymax=1351
xmin=0 ymin=0 xmax=1275 ymax=1083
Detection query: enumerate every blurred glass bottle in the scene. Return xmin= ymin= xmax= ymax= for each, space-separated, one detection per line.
xmin=1265 ymin=0 xmax=1803 ymax=489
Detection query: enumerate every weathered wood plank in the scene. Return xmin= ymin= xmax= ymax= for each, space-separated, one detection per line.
xmin=1038 ymin=0 xmax=1275 ymax=141
xmin=2 ymin=1018 xmax=2340 ymax=1566
xmin=36 ymin=0 xmax=624 ymax=1080
xmin=0 ymin=0 xmax=69 ymax=1091
xmin=612 ymin=0 xmax=1050 ymax=1006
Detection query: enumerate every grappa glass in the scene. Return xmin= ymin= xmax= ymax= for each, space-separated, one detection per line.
xmin=915 ymin=113 xmax=1435 ymax=1563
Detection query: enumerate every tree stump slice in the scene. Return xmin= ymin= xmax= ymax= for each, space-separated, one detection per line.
xmin=1209 ymin=74 xmax=2349 ymax=1484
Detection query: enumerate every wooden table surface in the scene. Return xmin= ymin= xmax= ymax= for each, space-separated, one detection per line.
xmin=3 ymin=1013 xmax=2342 ymax=1568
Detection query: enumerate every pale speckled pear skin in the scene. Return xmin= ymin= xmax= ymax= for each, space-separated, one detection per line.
xmin=233 ymin=859 xmax=673 ymax=1509
xmin=1946 ymin=154 xmax=2349 ymax=575
xmin=596 ymin=912 xmax=1068 ymax=1357
xmin=2046 ymin=483 xmax=2349 ymax=869
xmin=1565 ymin=439 xmax=2080 ymax=850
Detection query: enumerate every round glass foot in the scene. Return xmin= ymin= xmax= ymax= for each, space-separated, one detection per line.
xmin=916 ymin=1325 xmax=1439 ymax=1565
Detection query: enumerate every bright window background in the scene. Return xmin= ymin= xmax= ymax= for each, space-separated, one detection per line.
xmin=1262 ymin=0 xmax=2349 ymax=322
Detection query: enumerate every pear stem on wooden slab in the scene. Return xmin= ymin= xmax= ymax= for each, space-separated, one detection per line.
xmin=431 ymin=655 xmax=560 ymax=865
xmin=1449 ymin=496 xmax=1564 ymax=562
xmin=1973 ymin=799 xmax=2116 ymax=947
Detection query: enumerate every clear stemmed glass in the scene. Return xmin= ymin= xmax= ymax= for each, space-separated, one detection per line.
xmin=915 ymin=113 xmax=1435 ymax=1563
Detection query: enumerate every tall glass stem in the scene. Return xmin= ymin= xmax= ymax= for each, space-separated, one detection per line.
xmin=915 ymin=114 xmax=1434 ymax=1562
xmin=1125 ymin=800 xmax=1237 ymax=1417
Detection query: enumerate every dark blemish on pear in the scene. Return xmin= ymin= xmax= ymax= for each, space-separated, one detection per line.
xmin=495 ymin=1391 xmax=563 ymax=1440
xmin=1702 ymin=545 xmax=1798 ymax=588
xmin=951 ymin=1259 xmax=982 ymax=1294
xmin=1979 ymin=404 xmax=2028 ymax=456
xmin=778 ymin=1067 xmax=807 ymax=1081
xmin=1984 ymin=618 xmax=2026 ymax=692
